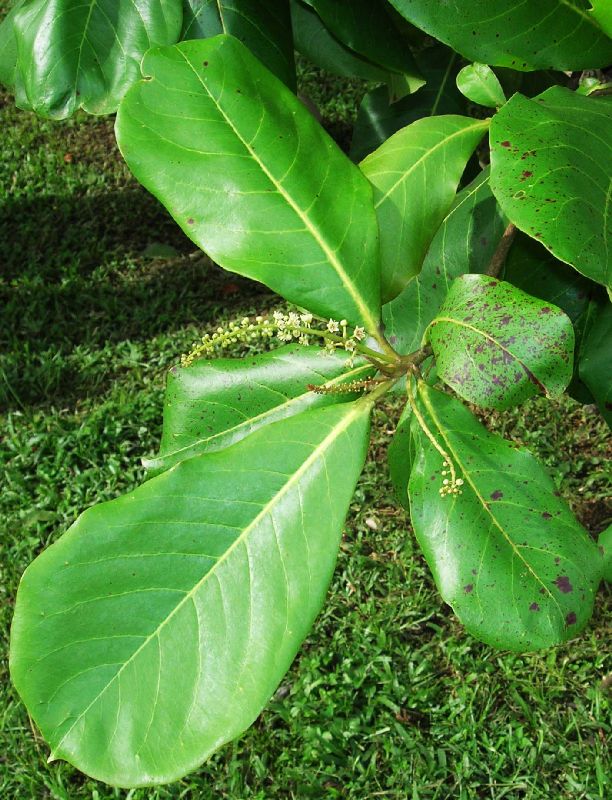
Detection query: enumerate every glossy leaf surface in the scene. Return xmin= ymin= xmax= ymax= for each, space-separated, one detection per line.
xmin=306 ymin=0 xmax=423 ymax=93
xmin=408 ymin=382 xmax=602 ymax=651
xmin=350 ymin=46 xmax=464 ymax=162
xmin=10 ymin=402 xmax=371 ymax=787
xmin=146 ymin=346 xmax=374 ymax=475
xmin=388 ymin=0 xmax=612 ymax=71
xmin=290 ymin=0 xmax=388 ymax=82
xmin=181 ymin=1 xmax=295 ymax=89
xmin=116 ymin=36 xmax=382 ymax=333
xmin=11 ymin=0 xmax=183 ymax=118
xmin=361 ymin=115 xmax=488 ymax=302
xmin=490 ymin=87 xmax=612 ymax=289
xmin=0 ymin=1 xmax=23 ymax=89
xmin=383 ymin=170 xmax=506 ymax=355
xmin=428 ymin=275 xmax=574 ymax=410
xmin=456 ymin=63 xmax=506 ymax=108
xmin=577 ymin=292 xmax=612 ymax=426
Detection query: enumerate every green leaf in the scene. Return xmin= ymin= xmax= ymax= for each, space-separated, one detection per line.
xmin=428 ymin=275 xmax=574 ymax=410
xmin=387 ymin=403 xmax=413 ymax=510
xmin=383 ymin=170 xmax=506 ymax=355
xmin=360 ymin=115 xmax=488 ymax=302
xmin=388 ymin=0 xmax=612 ymax=71
xmin=181 ymin=1 xmax=296 ymax=90
xmin=10 ymin=401 xmax=371 ymax=787
xmin=577 ymin=291 xmax=612 ymax=426
xmin=599 ymin=524 xmax=612 ymax=583
xmin=116 ymin=36 xmax=382 ymax=334
xmin=490 ymin=87 xmax=612 ymax=289
xmin=589 ymin=1 xmax=612 ymax=37
xmin=456 ymin=63 xmax=506 ymax=108
xmin=0 ymin=1 xmax=24 ymax=89
xmin=305 ymin=0 xmax=424 ymax=95
xmin=145 ymin=345 xmax=375 ymax=475
xmin=408 ymin=382 xmax=602 ymax=651
xmin=290 ymin=0 xmax=389 ymax=82
xmin=350 ymin=45 xmax=464 ymax=162
xmin=11 ymin=0 xmax=183 ymax=118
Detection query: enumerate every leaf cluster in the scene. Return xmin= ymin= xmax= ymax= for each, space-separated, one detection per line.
xmin=1 ymin=0 xmax=611 ymax=788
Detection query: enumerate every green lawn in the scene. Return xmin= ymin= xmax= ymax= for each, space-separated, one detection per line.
xmin=1 ymin=63 xmax=610 ymax=800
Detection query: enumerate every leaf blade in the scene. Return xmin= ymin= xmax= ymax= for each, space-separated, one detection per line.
xmin=11 ymin=0 xmax=183 ymax=118
xmin=408 ymin=383 xmax=602 ymax=651
xmin=428 ymin=275 xmax=574 ymax=410
xmin=146 ymin=345 xmax=375 ymax=475
xmin=361 ymin=115 xmax=489 ymax=301
xmin=10 ymin=401 xmax=371 ymax=787
xmin=388 ymin=0 xmax=612 ymax=71
xmin=490 ymin=87 xmax=612 ymax=289
xmin=181 ymin=1 xmax=296 ymax=89
xmin=116 ymin=35 xmax=382 ymax=332
xmin=456 ymin=63 xmax=506 ymax=108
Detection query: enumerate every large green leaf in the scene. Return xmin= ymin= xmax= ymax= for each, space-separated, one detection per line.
xmin=0 ymin=1 xmax=24 ymax=89
xmin=145 ymin=345 xmax=374 ymax=475
xmin=490 ymin=87 xmax=612 ymax=289
xmin=116 ymin=36 xmax=382 ymax=334
xmin=388 ymin=0 xmax=612 ymax=71
xmin=383 ymin=170 xmax=506 ymax=354
xmin=10 ymin=401 xmax=371 ymax=787
xmin=290 ymin=0 xmax=389 ymax=82
xmin=181 ymin=1 xmax=295 ymax=89
xmin=456 ymin=63 xmax=506 ymax=109
xmin=350 ymin=45 xmax=464 ymax=162
xmin=577 ymin=292 xmax=612 ymax=425
xmin=11 ymin=0 xmax=183 ymax=118
xmin=428 ymin=275 xmax=574 ymax=410
xmin=360 ymin=115 xmax=488 ymax=302
xmin=305 ymin=0 xmax=423 ymax=94
xmin=408 ymin=382 xmax=602 ymax=651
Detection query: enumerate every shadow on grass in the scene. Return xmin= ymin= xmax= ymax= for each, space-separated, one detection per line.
xmin=1 ymin=189 xmax=271 ymax=410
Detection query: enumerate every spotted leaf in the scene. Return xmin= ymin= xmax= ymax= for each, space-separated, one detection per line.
xmin=408 ymin=382 xmax=603 ymax=651
xmin=427 ymin=274 xmax=574 ymax=410
xmin=490 ymin=88 xmax=612 ymax=289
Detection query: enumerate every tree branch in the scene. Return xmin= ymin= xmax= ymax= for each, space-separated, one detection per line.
xmin=486 ymin=223 xmax=517 ymax=278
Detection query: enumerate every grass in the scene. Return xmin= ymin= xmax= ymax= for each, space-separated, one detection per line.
xmin=1 ymin=57 xmax=611 ymax=800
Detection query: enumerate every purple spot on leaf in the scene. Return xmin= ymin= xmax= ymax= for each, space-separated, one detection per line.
xmin=553 ymin=576 xmax=573 ymax=593
xmin=490 ymin=490 xmax=503 ymax=500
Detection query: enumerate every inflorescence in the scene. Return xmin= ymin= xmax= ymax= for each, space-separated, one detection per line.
xmin=439 ymin=461 xmax=464 ymax=497
xmin=181 ymin=311 xmax=367 ymax=368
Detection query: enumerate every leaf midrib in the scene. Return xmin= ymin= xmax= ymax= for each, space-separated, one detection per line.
xmin=51 ymin=400 xmax=368 ymax=756
xmin=176 ymin=46 xmax=381 ymax=335
xmin=428 ymin=315 xmax=546 ymax=392
xmin=151 ymin=362 xmax=373 ymax=469
xmin=368 ymin=119 xmax=489 ymax=209
xmin=417 ymin=382 xmax=560 ymax=609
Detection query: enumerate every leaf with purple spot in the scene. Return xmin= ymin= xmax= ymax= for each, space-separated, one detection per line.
xmin=407 ymin=382 xmax=603 ymax=651
xmin=426 ymin=274 xmax=574 ymax=410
